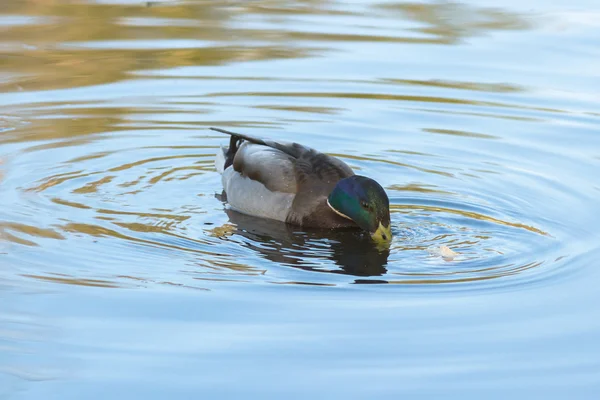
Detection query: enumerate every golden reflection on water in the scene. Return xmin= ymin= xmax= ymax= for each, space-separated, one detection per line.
xmin=21 ymin=274 xmax=121 ymax=288
xmin=380 ymin=1 xmax=531 ymax=42
xmin=0 ymin=0 xmax=532 ymax=93
xmin=0 ymin=223 xmax=64 ymax=247
xmin=390 ymin=204 xmax=548 ymax=236
xmin=1 ymin=0 xmax=316 ymax=91
xmin=423 ymin=128 xmax=498 ymax=140
xmin=387 ymin=183 xmax=453 ymax=195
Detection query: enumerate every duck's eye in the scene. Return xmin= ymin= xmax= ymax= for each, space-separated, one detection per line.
xmin=361 ymin=201 xmax=370 ymax=210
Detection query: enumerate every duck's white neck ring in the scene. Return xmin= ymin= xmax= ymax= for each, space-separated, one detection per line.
xmin=327 ymin=198 xmax=353 ymax=221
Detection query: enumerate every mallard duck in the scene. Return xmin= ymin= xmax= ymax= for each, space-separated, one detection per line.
xmin=212 ymin=127 xmax=392 ymax=242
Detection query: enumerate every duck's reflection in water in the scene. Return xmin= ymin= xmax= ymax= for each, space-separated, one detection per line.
xmin=223 ymin=208 xmax=390 ymax=280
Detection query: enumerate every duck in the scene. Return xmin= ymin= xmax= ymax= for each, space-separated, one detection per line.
xmin=211 ymin=127 xmax=392 ymax=242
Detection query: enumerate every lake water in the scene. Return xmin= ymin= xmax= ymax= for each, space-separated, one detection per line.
xmin=1 ymin=0 xmax=600 ymax=398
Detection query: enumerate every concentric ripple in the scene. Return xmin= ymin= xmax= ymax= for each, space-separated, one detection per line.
xmin=1 ymin=113 xmax=579 ymax=289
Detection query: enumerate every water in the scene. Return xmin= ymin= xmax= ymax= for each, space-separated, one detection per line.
xmin=1 ymin=0 xmax=600 ymax=398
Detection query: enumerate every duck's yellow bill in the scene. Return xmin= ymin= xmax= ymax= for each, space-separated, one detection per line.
xmin=371 ymin=222 xmax=392 ymax=243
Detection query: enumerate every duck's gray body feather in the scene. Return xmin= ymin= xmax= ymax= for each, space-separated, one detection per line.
xmin=212 ymin=128 xmax=358 ymax=229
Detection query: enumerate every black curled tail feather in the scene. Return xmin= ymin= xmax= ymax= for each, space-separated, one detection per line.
xmin=224 ymin=134 xmax=242 ymax=170
xmin=210 ymin=127 xmax=249 ymax=170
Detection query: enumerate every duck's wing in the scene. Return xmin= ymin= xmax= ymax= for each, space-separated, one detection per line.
xmin=232 ymin=142 xmax=297 ymax=194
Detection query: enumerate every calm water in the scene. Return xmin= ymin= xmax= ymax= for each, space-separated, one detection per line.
xmin=1 ymin=0 xmax=600 ymax=398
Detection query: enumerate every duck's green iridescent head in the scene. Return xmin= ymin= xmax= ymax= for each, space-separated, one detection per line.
xmin=327 ymin=175 xmax=392 ymax=243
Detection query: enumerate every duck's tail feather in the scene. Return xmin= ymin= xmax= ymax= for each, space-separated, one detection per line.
xmin=210 ymin=127 xmax=268 ymax=146
xmin=209 ymin=127 xmax=306 ymax=159
xmin=214 ymin=132 xmax=243 ymax=174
